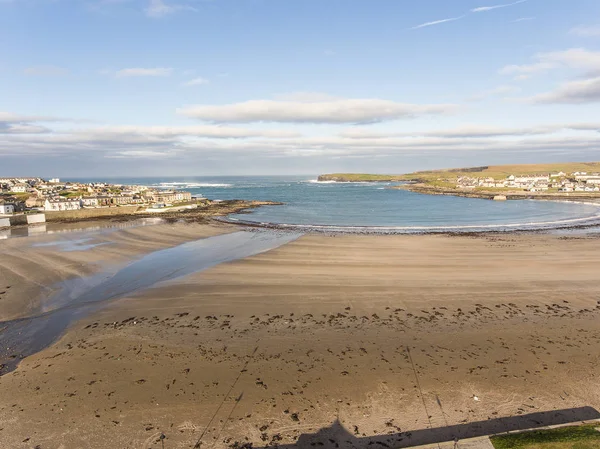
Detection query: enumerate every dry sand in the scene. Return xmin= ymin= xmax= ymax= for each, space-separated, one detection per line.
xmin=1 ymin=231 xmax=600 ymax=448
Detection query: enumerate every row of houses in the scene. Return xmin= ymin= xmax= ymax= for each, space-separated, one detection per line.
xmin=456 ymin=172 xmax=600 ymax=192
xmin=1 ymin=177 xmax=193 ymax=213
xmin=42 ymin=190 xmax=193 ymax=211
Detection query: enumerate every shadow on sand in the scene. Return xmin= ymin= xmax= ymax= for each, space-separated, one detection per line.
xmin=241 ymin=407 xmax=600 ymax=448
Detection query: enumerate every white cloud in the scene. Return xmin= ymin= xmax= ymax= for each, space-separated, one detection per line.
xmin=542 ymin=48 xmax=600 ymax=72
xmin=499 ymin=61 xmax=555 ymax=76
xmin=529 ymin=76 xmax=600 ymax=104
xmin=0 ymin=112 xmax=67 ymax=135
xmin=14 ymin=134 xmax=600 ymax=156
xmin=69 ymin=125 xmax=301 ymax=139
xmin=0 ymin=123 xmax=50 ymax=134
xmin=145 ymin=0 xmax=196 ymax=18
xmin=513 ymin=17 xmax=535 ymax=22
xmin=339 ymin=123 xmax=600 ymax=139
xmin=0 ymin=112 xmax=60 ymax=122
xmin=4 ymin=115 xmax=600 ymax=160
xmin=177 ymin=134 xmax=600 ymax=156
xmin=411 ymin=0 xmax=526 ymax=31
xmin=570 ymin=25 xmax=600 ymax=37
xmin=183 ymin=77 xmax=209 ymax=86
xmin=115 ymin=67 xmax=173 ymax=77
xmin=471 ymin=0 xmax=527 ymax=13
xmin=107 ymin=150 xmax=174 ymax=159
xmin=177 ymin=97 xmax=459 ymax=124
xmin=24 ymin=65 xmax=69 ymax=76
xmin=500 ymin=48 xmax=600 ymax=79
xmin=410 ymin=16 xmax=464 ymax=30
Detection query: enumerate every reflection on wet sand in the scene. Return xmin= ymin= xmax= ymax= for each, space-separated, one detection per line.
xmin=0 ymin=230 xmax=300 ymax=375
xmin=1 ymin=217 xmax=164 ymax=240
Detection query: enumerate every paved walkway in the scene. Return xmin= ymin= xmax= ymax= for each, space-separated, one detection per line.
xmin=411 ymin=436 xmax=495 ymax=449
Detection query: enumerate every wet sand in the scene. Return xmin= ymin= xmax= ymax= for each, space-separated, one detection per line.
xmin=0 ymin=222 xmax=232 ymax=321
xmin=1 ymin=232 xmax=600 ymax=448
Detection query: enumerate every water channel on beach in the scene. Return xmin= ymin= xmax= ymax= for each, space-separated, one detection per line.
xmin=0 ymin=230 xmax=301 ymax=375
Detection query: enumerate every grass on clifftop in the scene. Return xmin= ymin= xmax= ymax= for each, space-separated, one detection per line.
xmin=320 ymin=162 xmax=600 ymax=183
xmin=490 ymin=424 xmax=600 ymax=449
xmin=412 ymin=162 xmax=600 ymax=181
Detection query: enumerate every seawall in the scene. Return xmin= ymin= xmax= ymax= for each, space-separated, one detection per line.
xmin=27 ymin=214 xmax=46 ymax=225
xmin=8 ymin=215 xmax=28 ymax=226
xmin=45 ymin=206 xmax=141 ymax=222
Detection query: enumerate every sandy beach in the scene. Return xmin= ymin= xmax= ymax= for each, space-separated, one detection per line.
xmin=1 ymin=226 xmax=600 ymax=448
xmin=0 ymin=222 xmax=233 ymax=322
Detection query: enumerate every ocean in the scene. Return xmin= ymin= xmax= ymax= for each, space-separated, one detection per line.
xmin=71 ymin=175 xmax=600 ymax=233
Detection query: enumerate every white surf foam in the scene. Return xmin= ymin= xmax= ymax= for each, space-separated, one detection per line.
xmin=156 ymin=182 xmax=232 ymax=188
xmin=306 ymin=180 xmax=337 ymax=184
xmin=226 ymin=205 xmax=600 ymax=233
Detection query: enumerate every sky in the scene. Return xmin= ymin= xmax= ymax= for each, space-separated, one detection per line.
xmin=2 ymin=0 xmax=600 ymax=177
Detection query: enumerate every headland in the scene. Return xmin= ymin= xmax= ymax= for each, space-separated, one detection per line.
xmin=318 ymin=161 xmax=600 ymax=202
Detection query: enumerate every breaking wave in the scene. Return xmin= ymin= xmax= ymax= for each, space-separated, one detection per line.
xmin=155 ymin=182 xmax=232 ymax=188
xmin=305 ymin=180 xmax=391 ymax=186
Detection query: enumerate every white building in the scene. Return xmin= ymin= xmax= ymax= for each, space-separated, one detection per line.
xmin=49 ymin=178 xmax=60 ymax=183
xmin=44 ymin=198 xmax=81 ymax=211
xmin=11 ymin=183 xmax=29 ymax=193
xmin=513 ymin=175 xmax=550 ymax=183
xmin=81 ymin=196 xmax=100 ymax=207
xmin=0 ymin=203 xmax=15 ymax=215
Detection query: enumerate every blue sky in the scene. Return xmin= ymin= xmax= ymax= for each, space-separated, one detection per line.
xmin=2 ymin=0 xmax=600 ymax=176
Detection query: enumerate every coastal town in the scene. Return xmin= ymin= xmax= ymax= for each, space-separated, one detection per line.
xmin=0 ymin=177 xmax=193 ymax=216
xmin=455 ymin=171 xmax=600 ymax=192
xmin=0 ymin=177 xmax=279 ymax=235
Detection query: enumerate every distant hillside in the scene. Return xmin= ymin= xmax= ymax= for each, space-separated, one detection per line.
xmin=410 ymin=162 xmax=600 ymax=180
xmin=318 ymin=162 xmax=600 ymax=183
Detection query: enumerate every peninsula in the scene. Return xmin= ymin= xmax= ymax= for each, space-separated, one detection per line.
xmin=319 ymin=161 xmax=600 ymax=201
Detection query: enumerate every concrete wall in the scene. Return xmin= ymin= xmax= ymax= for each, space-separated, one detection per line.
xmin=0 ymin=218 xmax=10 ymax=229
xmin=45 ymin=205 xmax=140 ymax=222
xmin=9 ymin=215 xmax=28 ymax=226
xmin=27 ymin=214 xmax=46 ymax=224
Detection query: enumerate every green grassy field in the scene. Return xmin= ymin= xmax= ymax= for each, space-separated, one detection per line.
xmin=490 ymin=424 xmax=600 ymax=449
xmin=319 ymin=161 xmax=600 ymax=183
xmin=59 ymin=190 xmax=87 ymax=198
xmin=410 ymin=162 xmax=600 ymax=182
